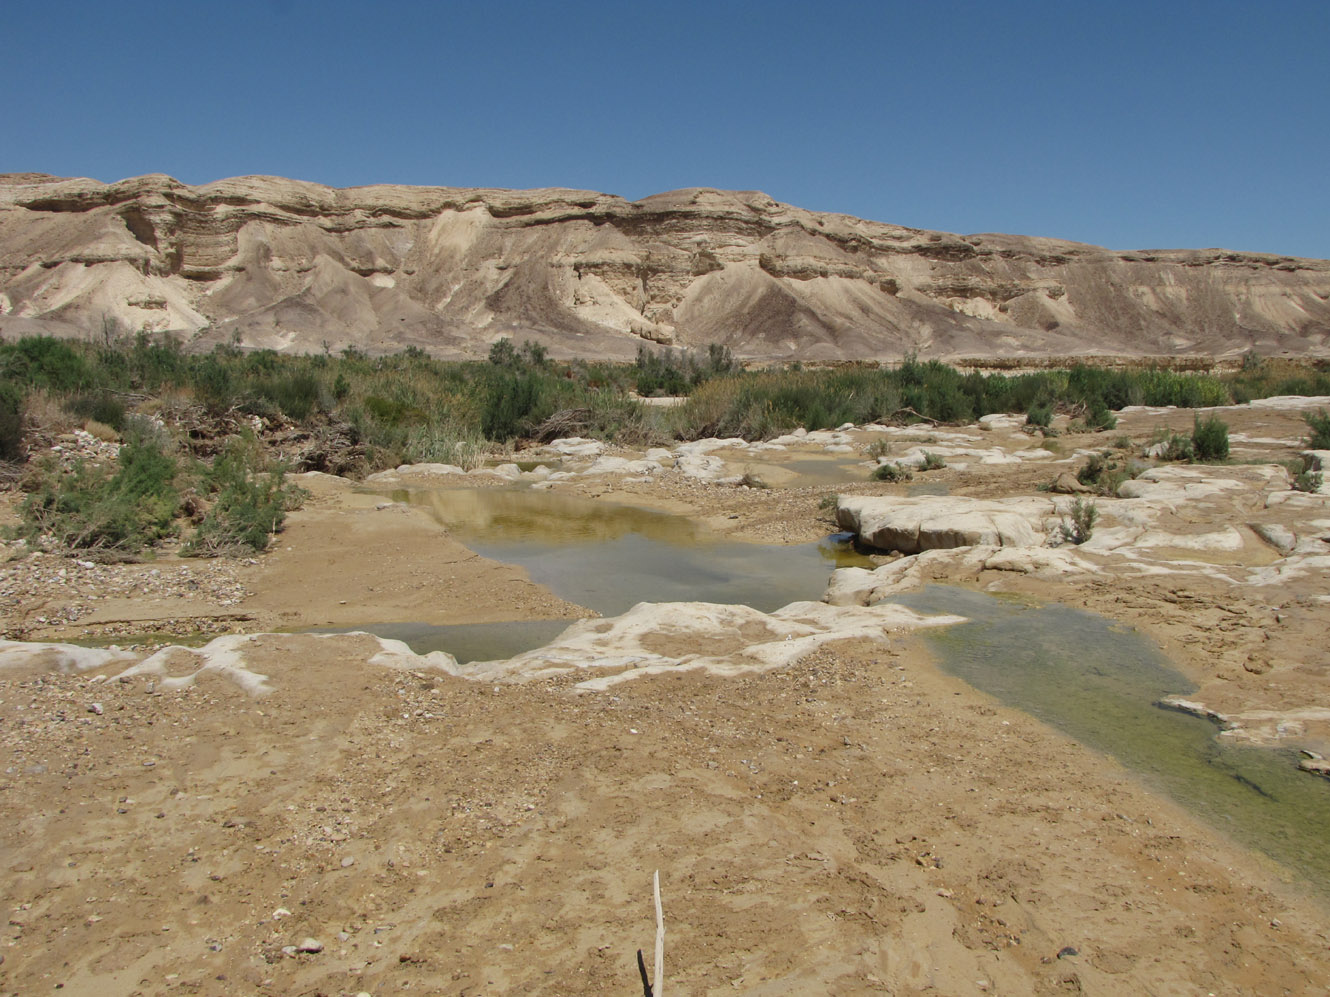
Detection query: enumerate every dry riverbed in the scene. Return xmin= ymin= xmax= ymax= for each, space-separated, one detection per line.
xmin=3 ymin=399 xmax=1330 ymax=995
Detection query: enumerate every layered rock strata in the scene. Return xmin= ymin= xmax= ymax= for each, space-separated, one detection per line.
xmin=2 ymin=173 xmax=1328 ymax=360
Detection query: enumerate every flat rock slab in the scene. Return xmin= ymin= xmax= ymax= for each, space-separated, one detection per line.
xmin=836 ymin=495 xmax=1051 ymax=554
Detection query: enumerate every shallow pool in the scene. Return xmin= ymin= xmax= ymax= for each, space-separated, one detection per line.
xmin=887 ymin=585 xmax=1330 ymax=890
xmin=389 ymin=486 xmax=875 ymax=615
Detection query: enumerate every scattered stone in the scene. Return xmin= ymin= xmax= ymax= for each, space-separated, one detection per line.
xmin=296 ymin=937 xmax=324 ymax=953
xmin=1051 ymin=471 xmax=1094 ymax=494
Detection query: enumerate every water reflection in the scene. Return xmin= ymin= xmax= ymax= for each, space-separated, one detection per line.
xmin=386 ymin=487 xmax=874 ymax=615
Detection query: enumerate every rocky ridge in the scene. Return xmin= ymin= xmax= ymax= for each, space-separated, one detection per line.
xmin=2 ymin=173 xmax=1328 ymax=361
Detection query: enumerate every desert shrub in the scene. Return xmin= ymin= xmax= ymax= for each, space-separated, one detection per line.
xmin=1077 ymin=451 xmax=1139 ymax=495
xmin=0 ymin=382 xmax=24 ymax=462
xmin=363 ymin=394 xmax=424 ymax=426
xmin=920 ymin=451 xmax=946 ymax=471
xmin=738 ymin=470 xmax=769 ymax=489
xmin=1191 ymin=414 xmax=1230 ymax=461
xmin=126 ymin=332 xmax=188 ymax=389
xmin=634 ymin=346 xmax=692 ymax=397
xmin=488 ymin=337 xmax=519 ymax=368
xmin=18 ymin=434 xmax=179 ymax=553
xmin=248 ymin=371 xmax=322 ymax=421
xmin=866 ymin=438 xmax=891 ymax=459
xmin=185 ymin=436 xmax=307 ymax=556
xmin=1290 ymin=454 xmax=1323 ymax=493
xmin=1026 ymin=400 xmax=1054 ymax=428
xmin=0 ymin=336 xmax=93 ymax=392
xmin=191 ymin=355 xmax=238 ymax=413
xmin=481 ymin=371 xmax=547 ymax=441
xmin=1305 ymin=409 xmax=1330 ymax=450
xmin=63 ymin=393 xmax=127 ymax=431
xmin=872 ymin=462 xmax=913 ymax=483
xmin=1163 ymin=433 xmax=1194 ymax=461
xmin=1084 ymin=399 xmax=1117 ymax=431
xmin=1059 ymin=497 xmax=1098 ymax=545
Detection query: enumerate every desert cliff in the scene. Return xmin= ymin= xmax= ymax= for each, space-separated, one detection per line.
xmin=2 ymin=172 xmax=1328 ymax=360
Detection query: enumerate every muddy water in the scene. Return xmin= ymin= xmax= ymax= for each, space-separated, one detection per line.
xmin=343 ymin=487 xmax=875 ymax=660
xmin=888 ymin=585 xmax=1330 ymax=891
xmin=391 ymin=487 xmax=874 ymax=615
xmin=737 ymin=455 xmax=869 ymax=489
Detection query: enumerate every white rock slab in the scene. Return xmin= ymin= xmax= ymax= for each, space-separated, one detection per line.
xmin=837 ymin=495 xmax=1050 ymax=554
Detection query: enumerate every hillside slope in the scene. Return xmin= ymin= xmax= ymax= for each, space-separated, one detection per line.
xmin=1 ymin=173 xmax=1327 ymax=360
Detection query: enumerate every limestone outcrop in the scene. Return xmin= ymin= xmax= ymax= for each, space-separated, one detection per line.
xmin=2 ymin=173 xmax=1328 ymax=360
xmin=835 ymin=495 xmax=1052 ymax=554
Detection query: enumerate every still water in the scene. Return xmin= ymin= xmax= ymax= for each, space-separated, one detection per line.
xmin=887 ymin=585 xmax=1330 ymax=890
xmin=391 ymin=487 xmax=873 ymax=616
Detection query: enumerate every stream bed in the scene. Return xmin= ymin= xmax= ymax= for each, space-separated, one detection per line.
xmin=355 ymin=486 xmax=1330 ymax=889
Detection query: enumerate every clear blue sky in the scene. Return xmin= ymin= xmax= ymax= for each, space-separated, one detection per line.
xmin=4 ymin=0 xmax=1327 ymax=258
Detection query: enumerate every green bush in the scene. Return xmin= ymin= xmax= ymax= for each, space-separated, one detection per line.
xmin=1159 ymin=432 xmax=1194 ymax=461
xmin=872 ymin=462 xmax=913 ymax=482
xmin=488 ymin=338 xmax=519 ymax=368
xmin=1084 ymin=399 xmax=1117 ymax=431
xmin=1290 ymin=454 xmax=1323 ymax=493
xmin=0 ymin=382 xmax=23 ymax=462
xmin=191 ymin=355 xmax=237 ymax=413
xmin=1059 ymin=497 xmax=1098 ymax=545
xmin=18 ymin=435 xmax=180 ymax=553
xmin=481 ymin=371 xmax=546 ymax=441
xmin=1191 ymin=414 xmax=1230 ymax=461
xmin=249 ymin=371 xmax=322 ymax=421
xmin=919 ymin=451 xmax=946 ymax=471
xmin=184 ymin=436 xmax=307 ymax=556
xmin=1026 ymin=400 xmax=1054 ymax=428
xmin=1077 ymin=451 xmax=1138 ymax=496
xmin=64 ymin=393 xmax=127 ymax=431
xmin=0 ymin=336 xmax=92 ymax=391
xmin=1305 ymin=409 xmax=1330 ymax=450
xmin=635 ymin=346 xmax=692 ymax=396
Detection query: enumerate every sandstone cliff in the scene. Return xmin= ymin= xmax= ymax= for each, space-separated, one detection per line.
xmin=1 ymin=173 xmax=1327 ymax=361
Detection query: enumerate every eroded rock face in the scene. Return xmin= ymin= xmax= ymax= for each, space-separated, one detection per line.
xmin=2 ymin=173 xmax=1328 ymax=360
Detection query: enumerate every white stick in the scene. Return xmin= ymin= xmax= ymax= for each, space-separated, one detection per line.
xmin=653 ymin=869 xmax=664 ymax=997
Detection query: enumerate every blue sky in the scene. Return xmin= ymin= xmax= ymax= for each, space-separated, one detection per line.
xmin=5 ymin=0 xmax=1327 ymax=257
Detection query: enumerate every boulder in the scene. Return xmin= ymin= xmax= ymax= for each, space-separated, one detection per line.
xmin=836 ymin=495 xmax=1048 ymax=554
xmin=1051 ymin=471 xmax=1094 ymax=494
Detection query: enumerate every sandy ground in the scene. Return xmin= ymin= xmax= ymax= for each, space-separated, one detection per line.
xmin=5 ymin=636 xmax=1329 ymax=996
xmin=4 ymin=401 xmax=1330 ymax=995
